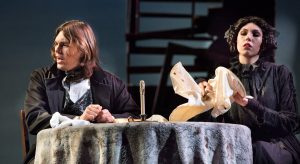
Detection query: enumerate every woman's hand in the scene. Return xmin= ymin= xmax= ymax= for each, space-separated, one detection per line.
xmin=233 ymin=93 xmax=248 ymax=107
xmin=198 ymin=81 xmax=213 ymax=97
xmin=80 ymin=104 xmax=102 ymax=122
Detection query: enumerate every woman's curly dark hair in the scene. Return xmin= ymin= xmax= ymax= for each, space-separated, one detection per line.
xmin=224 ymin=16 xmax=278 ymax=62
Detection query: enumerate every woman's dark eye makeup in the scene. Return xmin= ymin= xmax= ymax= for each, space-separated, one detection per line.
xmin=240 ymin=30 xmax=247 ymax=35
xmin=240 ymin=29 xmax=261 ymax=37
xmin=252 ymin=30 xmax=261 ymax=37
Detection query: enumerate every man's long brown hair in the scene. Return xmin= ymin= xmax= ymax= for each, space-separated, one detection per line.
xmin=51 ymin=20 xmax=100 ymax=78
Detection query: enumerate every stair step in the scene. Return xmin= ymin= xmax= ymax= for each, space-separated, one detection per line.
xmin=126 ymin=28 xmax=214 ymax=41
xmin=140 ymin=0 xmax=222 ymax=2
xmin=128 ymin=65 xmax=211 ymax=74
xmin=130 ymin=46 xmax=207 ymax=55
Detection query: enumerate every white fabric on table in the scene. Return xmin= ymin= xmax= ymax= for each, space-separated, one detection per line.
xmin=50 ymin=112 xmax=90 ymax=128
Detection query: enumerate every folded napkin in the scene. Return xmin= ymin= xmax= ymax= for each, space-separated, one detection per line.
xmin=169 ymin=62 xmax=246 ymax=121
xmin=50 ymin=112 xmax=90 ymax=128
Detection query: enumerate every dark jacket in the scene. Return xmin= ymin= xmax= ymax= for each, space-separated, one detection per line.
xmin=23 ymin=63 xmax=139 ymax=163
xmin=228 ymin=60 xmax=300 ymax=140
xmin=192 ymin=59 xmax=300 ymax=162
xmin=231 ymin=60 xmax=300 ymax=163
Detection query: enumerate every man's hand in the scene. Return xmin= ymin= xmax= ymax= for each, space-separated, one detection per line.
xmin=80 ymin=104 xmax=102 ymax=122
xmin=95 ymin=109 xmax=115 ymax=123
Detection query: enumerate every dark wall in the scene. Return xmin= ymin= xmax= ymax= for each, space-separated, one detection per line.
xmin=0 ymin=0 xmax=299 ymax=163
xmin=0 ymin=0 xmax=127 ymax=163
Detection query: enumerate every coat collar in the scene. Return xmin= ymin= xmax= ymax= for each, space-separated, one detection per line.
xmin=48 ymin=63 xmax=107 ymax=82
xmin=90 ymin=67 xmax=106 ymax=85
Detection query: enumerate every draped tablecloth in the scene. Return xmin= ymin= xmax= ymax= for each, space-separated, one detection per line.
xmin=35 ymin=122 xmax=252 ymax=164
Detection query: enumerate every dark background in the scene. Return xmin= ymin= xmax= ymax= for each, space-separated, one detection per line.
xmin=0 ymin=0 xmax=299 ymax=163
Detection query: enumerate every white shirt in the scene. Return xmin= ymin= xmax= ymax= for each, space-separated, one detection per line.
xmin=62 ymin=78 xmax=91 ymax=103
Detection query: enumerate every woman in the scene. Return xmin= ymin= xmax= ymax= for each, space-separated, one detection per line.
xmin=197 ymin=16 xmax=300 ymax=163
xmin=23 ymin=20 xmax=139 ymax=163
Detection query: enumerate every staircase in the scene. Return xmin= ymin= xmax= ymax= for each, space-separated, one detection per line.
xmin=125 ymin=0 xmax=275 ymax=118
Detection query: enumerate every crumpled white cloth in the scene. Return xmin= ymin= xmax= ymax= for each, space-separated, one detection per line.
xmin=169 ymin=62 xmax=246 ymax=121
xmin=50 ymin=112 xmax=91 ymax=128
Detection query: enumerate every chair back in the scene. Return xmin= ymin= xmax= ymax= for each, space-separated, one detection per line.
xmin=20 ymin=109 xmax=30 ymax=160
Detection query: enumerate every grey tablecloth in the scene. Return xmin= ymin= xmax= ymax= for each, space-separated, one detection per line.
xmin=35 ymin=122 xmax=252 ymax=164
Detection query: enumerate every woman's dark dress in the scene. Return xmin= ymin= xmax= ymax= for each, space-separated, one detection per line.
xmin=193 ymin=58 xmax=300 ymax=163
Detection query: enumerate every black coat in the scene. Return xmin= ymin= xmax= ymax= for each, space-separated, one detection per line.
xmin=228 ymin=60 xmax=299 ymax=140
xmin=23 ymin=64 xmax=139 ymax=163
xmin=230 ymin=60 xmax=300 ymax=163
xmin=24 ymin=64 xmax=139 ymax=134
xmin=193 ymin=59 xmax=300 ymax=162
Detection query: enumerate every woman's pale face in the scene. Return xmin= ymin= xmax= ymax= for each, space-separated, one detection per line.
xmin=54 ymin=31 xmax=82 ymax=72
xmin=237 ymin=23 xmax=263 ymax=62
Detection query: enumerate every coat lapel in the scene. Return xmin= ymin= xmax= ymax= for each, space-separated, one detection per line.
xmin=91 ymin=83 xmax=111 ymax=109
xmin=90 ymin=68 xmax=112 ymax=109
xmin=45 ymin=70 xmax=65 ymax=113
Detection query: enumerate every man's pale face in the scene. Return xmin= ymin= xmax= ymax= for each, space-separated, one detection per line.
xmin=53 ymin=31 xmax=82 ymax=72
xmin=237 ymin=23 xmax=263 ymax=59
